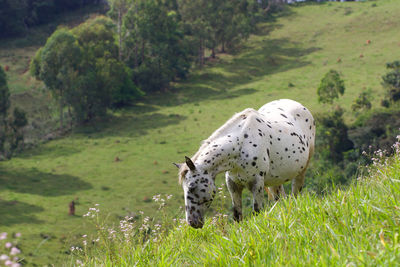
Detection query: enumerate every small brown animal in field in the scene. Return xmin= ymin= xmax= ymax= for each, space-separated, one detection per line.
xmin=4 ymin=65 xmax=9 ymax=71
xmin=69 ymin=201 xmax=75 ymax=216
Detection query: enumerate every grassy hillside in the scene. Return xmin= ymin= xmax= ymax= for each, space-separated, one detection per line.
xmin=76 ymin=146 xmax=400 ymax=266
xmin=1 ymin=0 xmax=400 ymax=265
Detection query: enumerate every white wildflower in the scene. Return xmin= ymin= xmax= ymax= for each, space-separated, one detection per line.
xmin=0 ymin=232 xmax=7 ymax=240
xmin=10 ymin=247 xmax=20 ymax=255
xmin=0 ymin=254 xmax=9 ymax=261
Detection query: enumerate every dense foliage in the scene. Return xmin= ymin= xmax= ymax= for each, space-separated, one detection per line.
xmin=382 ymin=60 xmax=400 ymax=104
xmin=122 ymin=0 xmax=192 ymax=92
xmin=30 ymin=17 xmax=143 ymax=124
xmin=177 ymin=0 xmax=255 ymax=64
xmin=350 ymin=109 xmax=400 ymax=155
xmin=0 ymin=0 xmax=102 ymax=38
xmin=315 ymin=106 xmax=353 ymax=163
xmin=29 ymin=0 xmax=273 ymax=125
xmin=309 ymin=61 xmax=400 ymax=192
xmin=0 ymin=67 xmax=27 ymax=160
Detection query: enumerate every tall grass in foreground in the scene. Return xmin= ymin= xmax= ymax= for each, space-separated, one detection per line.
xmin=72 ymin=145 xmax=400 ymax=266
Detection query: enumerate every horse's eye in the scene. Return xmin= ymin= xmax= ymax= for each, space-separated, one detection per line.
xmin=188 ymin=182 xmax=196 ymax=192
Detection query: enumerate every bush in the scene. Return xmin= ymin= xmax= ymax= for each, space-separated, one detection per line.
xmin=349 ymin=109 xmax=400 ymax=155
xmin=351 ymin=89 xmax=372 ymax=112
xmin=382 ymin=60 xmax=400 ymax=104
xmin=315 ymin=106 xmax=353 ymax=162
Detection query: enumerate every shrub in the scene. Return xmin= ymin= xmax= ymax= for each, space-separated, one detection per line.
xmin=351 ymin=89 xmax=372 ymax=112
xmin=349 ymin=109 xmax=400 ymax=155
xmin=382 ymin=60 xmax=400 ymax=104
xmin=315 ymin=106 xmax=353 ymax=162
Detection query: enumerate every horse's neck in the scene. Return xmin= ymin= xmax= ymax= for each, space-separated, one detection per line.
xmin=192 ymin=108 xmax=255 ymax=161
xmin=194 ymin=134 xmax=240 ymax=177
xmin=191 ymin=108 xmax=256 ymax=176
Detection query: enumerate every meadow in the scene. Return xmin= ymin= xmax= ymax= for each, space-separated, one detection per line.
xmin=1 ymin=0 xmax=400 ymax=265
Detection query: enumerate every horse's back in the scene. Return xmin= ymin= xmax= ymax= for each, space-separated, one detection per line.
xmin=258 ymin=99 xmax=315 ymax=138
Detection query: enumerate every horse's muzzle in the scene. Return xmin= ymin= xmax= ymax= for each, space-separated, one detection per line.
xmin=188 ymin=217 xmax=204 ymax=229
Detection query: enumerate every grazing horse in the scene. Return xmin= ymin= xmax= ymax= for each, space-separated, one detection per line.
xmin=175 ymin=99 xmax=315 ymax=228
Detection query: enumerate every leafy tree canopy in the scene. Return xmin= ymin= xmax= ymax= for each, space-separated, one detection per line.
xmin=31 ymin=16 xmax=143 ymax=124
xmin=317 ymin=69 xmax=345 ymax=104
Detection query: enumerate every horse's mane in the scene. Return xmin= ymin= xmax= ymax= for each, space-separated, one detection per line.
xmin=178 ymin=108 xmax=256 ymax=184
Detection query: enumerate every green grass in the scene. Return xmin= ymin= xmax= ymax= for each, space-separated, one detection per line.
xmin=1 ymin=0 xmax=400 ymax=265
xmin=75 ymin=149 xmax=400 ymax=266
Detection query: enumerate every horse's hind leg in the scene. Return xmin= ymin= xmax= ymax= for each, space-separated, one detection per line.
xmin=250 ymin=176 xmax=265 ymax=214
xmin=225 ymin=172 xmax=243 ymax=222
xmin=292 ymin=143 xmax=314 ymax=196
xmin=292 ymin=171 xmax=306 ymax=196
xmin=266 ymin=185 xmax=286 ymax=201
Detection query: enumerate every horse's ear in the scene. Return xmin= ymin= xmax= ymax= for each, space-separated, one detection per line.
xmin=185 ymin=156 xmax=196 ymax=171
xmin=173 ymin=162 xmax=182 ymax=169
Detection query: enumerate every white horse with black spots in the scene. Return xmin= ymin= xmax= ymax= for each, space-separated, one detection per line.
xmin=175 ymin=99 xmax=315 ymax=228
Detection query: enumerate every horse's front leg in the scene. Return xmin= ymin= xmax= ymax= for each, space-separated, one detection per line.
xmin=251 ymin=176 xmax=265 ymax=214
xmin=225 ymin=172 xmax=243 ymax=222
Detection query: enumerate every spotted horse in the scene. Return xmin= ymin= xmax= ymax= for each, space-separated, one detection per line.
xmin=174 ymin=99 xmax=315 ymax=228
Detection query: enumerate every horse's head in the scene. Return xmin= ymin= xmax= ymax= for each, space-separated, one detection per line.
xmin=174 ymin=156 xmax=216 ymax=229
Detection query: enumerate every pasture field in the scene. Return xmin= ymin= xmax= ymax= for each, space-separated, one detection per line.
xmin=1 ymin=0 xmax=400 ymax=265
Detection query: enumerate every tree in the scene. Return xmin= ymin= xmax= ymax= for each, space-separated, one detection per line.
xmin=382 ymin=60 xmax=400 ymax=104
xmin=177 ymin=0 xmax=211 ymax=66
xmin=30 ymin=28 xmax=81 ymax=129
xmin=317 ymin=69 xmax=345 ymax=104
xmin=0 ymin=66 xmax=27 ymax=160
xmin=107 ymin=0 xmax=133 ymax=61
xmin=209 ymin=0 xmax=252 ymax=53
xmin=71 ymin=16 xmax=143 ymax=120
xmin=123 ymin=0 xmax=191 ymax=92
xmin=177 ymin=0 xmax=253 ymax=65
xmin=31 ymin=17 xmax=143 ymax=124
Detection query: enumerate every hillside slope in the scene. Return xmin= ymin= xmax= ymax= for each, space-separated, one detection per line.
xmin=80 ymin=147 xmax=400 ymax=266
xmin=1 ymin=0 xmax=400 ymax=265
